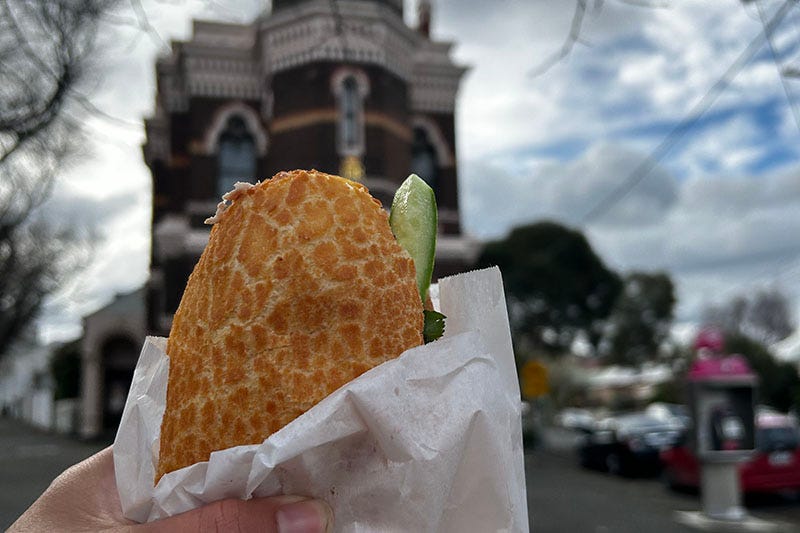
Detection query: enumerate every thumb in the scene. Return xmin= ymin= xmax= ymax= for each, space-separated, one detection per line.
xmin=136 ymin=495 xmax=333 ymax=533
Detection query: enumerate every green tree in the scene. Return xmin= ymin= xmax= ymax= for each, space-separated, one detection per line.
xmin=725 ymin=333 xmax=800 ymax=412
xmin=50 ymin=340 xmax=81 ymax=400
xmin=476 ymin=221 xmax=622 ymax=356
xmin=603 ymin=271 xmax=676 ymax=367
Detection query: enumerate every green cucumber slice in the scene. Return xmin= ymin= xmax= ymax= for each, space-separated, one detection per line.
xmin=389 ymin=174 xmax=437 ymax=303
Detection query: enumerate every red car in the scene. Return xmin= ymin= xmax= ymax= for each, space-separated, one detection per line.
xmin=661 ymin=412 xmax=800 ymax=493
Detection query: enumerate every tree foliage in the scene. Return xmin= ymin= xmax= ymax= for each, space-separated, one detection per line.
xmin=0 ymin=0 xmax=114 ymax=363
xmin=50 ymin=339 xmax=81 ymax=400
xmin=602 ymin=271 xmax=676 ymax=367
xmin=724 ymin=333 xmax=800 ymax=412
xmin=702 ymin=288 xmax=794 ymax=346
xmin=476 ymin=221 xmax=622 ymax=356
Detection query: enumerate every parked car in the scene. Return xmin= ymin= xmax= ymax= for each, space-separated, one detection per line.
xmin=554 ymin=407 xmax=596 ymax=432
xmin=578 ymin=412 xmax=682 ymax=477
xmin=661 ymin=411 xmax=800 ymax=493
xmin=645 ymin=402 xmax=691 ymax=431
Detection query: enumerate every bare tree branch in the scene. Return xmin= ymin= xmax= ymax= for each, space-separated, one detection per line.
xmin=618 ymin=0 xmax=670 ymax=7
xmin=0 ymin=0 xmax=115 ymax=362
xmin=529 ymin=0 xmax=590 ymax=78
xmin=528 ymin=0 xmax=668 ymax=77
xmin=128 ymin=0 xmax=169 ymax=49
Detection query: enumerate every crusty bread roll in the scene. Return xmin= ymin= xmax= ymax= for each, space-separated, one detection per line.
xmin=156 ymin=169 xmax=423 ymax=482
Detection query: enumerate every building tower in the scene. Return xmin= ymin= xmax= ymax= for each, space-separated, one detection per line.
xmin=78 ymin=0 xmax=476 ymax=440
xmin=142 ymin=0 xmax=474 ymax=337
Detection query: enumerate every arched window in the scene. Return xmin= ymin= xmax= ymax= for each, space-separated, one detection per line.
xmin=332 ymin=69 xmax=368 ymax=158
xmin=411 ymin=126 xmax=438 ymax=193
xmin=341 ymin=76 xmax=359 ymax=151
xmin=217 ymin=115 xmax=256 ymax=196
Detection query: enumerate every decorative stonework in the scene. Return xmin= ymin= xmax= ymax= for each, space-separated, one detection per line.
xmin=411 ymin=115 xmax=454 ymax=167
xmin=184 ymin=54 xmax=261 ymax=100
xmin=154 ymin=1 xmax=465 ymax=115
xmin=155 ymin=21 xmax=261 ymax=113
xmin=261 ymin=0 xmax=458 ymax=89
xmin=201 ymin=101 xmax=269 ymax=156
xmin=330 ymin=66 xmax=370 ymax=96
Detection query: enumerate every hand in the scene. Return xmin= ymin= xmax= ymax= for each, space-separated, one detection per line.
xmin=9 ymin=447 xmax=333 ymax=533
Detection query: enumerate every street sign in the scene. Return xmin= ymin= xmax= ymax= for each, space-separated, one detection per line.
xmin=521 ymin=360 xmax=549 ymax=399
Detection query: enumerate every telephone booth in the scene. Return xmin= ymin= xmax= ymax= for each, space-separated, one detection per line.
xmin=687 ymin=354 xmax=758 ymax=521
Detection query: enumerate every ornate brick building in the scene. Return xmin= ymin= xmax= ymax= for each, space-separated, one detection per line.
xmin=80 ymin=0 xmax=477 ymax=438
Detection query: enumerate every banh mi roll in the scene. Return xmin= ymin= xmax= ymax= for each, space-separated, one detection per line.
xmin=155 ymin=169 xmax=424 ymax=483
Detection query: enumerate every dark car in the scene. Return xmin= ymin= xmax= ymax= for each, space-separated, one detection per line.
xmin=661 ymin=411 xmax=800 ymax=493
xmin=578 ymin=413 xmax=682 ymax=477
xmin=645 ymin=402 xmax=691 ymax=432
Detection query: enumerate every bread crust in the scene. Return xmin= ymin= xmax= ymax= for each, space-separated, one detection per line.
xmin=156 ymin=170 xmax=423 ymax=482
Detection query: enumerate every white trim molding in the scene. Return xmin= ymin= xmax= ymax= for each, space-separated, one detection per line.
xmin=411 ymin=115 xmax=454 ymax=168
xmin=330 ymin=66 xmax=371 ymax=97
xmin=202 ymin=101 xmax=269 ymax=156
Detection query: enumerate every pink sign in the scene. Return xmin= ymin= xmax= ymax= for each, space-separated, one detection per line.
xmin=688 ymin=354 xmax=753 ymax=380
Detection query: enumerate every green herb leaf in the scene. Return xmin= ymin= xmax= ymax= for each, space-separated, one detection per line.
xmin=423 ymin=310 xmax=446 ymax=343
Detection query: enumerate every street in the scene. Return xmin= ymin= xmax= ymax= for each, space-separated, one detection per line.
xmin=527 ymin=447 xmax=800 ymax=532
xmin=527 ymin=427 xmax=800 ymax=532
xmin=3 ymin=418 xmax=800 ymax=531
xmin=0 ymin=417 xmax=107 ymax=529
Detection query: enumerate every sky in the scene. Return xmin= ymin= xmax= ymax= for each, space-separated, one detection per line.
xmin=36 ymin=0 xmax=800 ymax=347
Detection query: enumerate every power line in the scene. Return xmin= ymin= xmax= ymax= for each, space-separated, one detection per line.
xmin=695 ymin=250 xmax=800 ymax=309
xmin=755 ymin=0 xmax=800 ymax=133
xmin=579 ymin=0 xmax=798 ymax=225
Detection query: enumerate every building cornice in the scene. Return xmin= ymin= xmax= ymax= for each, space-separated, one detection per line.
xmin=259 ymin=0 xmax=467 ymax=113
xmin=146 ymin=2 xmax=466 ymax=145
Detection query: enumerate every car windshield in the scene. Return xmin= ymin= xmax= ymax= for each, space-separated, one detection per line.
xmin=757 ymin=427 xmax=799 ymax=451
xmin=616 ymin=415 xmax=672 ymax=434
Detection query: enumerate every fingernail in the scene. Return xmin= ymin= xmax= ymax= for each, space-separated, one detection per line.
xmin=276 ymin=499 xmax=333 ymax=533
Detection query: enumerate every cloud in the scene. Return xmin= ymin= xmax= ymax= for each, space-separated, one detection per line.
xmin=31 ymin=0 xmax=800 ymax=342
xmin=593 ymin=161 xmax=800 ymax=322
xmin=461 ymin=142 xmax=678 ymax=238
xmin=449 ymin=0 xmax=800 ymax=329
xmin=462 ymin=132 xmax=800 ymax=323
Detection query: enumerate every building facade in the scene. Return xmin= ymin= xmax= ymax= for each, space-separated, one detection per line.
xmin=79 ymin=0 xmax=477 ymax=438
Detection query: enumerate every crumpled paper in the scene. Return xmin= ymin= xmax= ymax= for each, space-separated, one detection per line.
xmin=113 ymin=267 xmax=529 ymax=532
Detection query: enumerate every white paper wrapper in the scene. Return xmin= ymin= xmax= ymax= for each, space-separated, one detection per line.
xmin=113 ymin=267 xmax=529 ymax=532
